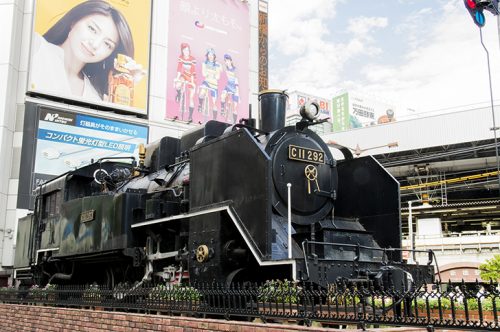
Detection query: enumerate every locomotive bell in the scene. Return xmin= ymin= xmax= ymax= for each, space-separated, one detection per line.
xmin=258 ymin=89 xmax=288 ymax=133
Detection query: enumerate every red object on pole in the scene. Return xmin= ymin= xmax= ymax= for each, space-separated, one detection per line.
xmin=466 ymin=0 xmax=477 ymax=8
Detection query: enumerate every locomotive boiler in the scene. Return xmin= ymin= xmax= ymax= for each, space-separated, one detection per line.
xmin=14 ymin=90 xmax=434 ymax=289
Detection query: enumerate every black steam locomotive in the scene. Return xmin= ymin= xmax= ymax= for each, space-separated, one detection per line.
xmin=14 ymin=91 xmax=434 ymax=289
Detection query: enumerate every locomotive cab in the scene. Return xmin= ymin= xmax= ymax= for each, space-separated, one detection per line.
xmin=14 ymin=160 xmax=146 ymax=285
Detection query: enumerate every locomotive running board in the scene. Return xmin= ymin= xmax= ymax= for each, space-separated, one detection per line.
xmin=131 ymin=204 xmax=297 ymax=280
xmin=132 ymin=205 xmax=230 ymax=229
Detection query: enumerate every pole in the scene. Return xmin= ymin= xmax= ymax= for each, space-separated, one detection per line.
xmin=479 ymin=27 xmax=500 ymax=195
xmin=287 ymin=183 xmax=292 ymax=259
xmin=498 ymin=13 xmax=500 ymax=50
xmin=408 ymin=201 xmax=414 ymax=264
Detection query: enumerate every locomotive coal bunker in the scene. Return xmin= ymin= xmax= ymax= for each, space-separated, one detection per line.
xmin=14 ymin=90 xmax=434 ymax=289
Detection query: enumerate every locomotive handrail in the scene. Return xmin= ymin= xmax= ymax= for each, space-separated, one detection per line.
xmin=302 ymin=239 xmax=435 ymax=265
xmin=325 ymin=141 xmax=354 ymax=160
xmin=95 ymin=156 xmax=136 ymax=163
xmin=165 ymin=158 xmax=190 ymax=170
xmin=232 ymin=123 xmax=268 ymax=136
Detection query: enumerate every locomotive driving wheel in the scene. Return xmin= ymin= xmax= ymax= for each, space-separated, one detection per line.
xmin=225 ymin=268 xmax=248 ymax=287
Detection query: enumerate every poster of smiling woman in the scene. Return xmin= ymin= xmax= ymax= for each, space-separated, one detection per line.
xmin=28 ymin=0 xmax=151 ymax=115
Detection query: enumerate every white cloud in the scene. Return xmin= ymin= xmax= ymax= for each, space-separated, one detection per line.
xmin=347 ymin=16 xmax=388 ymax=39
xmin=356 ymin=1 xmax=500 ymax=113
xmin=268 ymin=0 xmax=386 ymax=96
xmin=394 ymin=7 xmax=433 ymax=49
xmin=268 ymin=0 xmax=500 ymax=115
xmin=268 ymin=0 xmax=342 ymax=93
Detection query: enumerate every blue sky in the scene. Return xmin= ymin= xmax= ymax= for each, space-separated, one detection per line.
xmin=268 ymin=0 xmax=500 ymax=117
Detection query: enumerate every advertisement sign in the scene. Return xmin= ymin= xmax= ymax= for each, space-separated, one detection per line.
xmin=17 ymin=103 xmax=149 ymax=209
xmin=258 ymin=0 xmax=269 ymax=92
xmin=332 ymin=93 xmax=350 ymax=132
xmin=34 ymin=108 xmax=148 ymax=188
xmin=28 ymin=0 xmax=152 ymax=115
xmin=332 ymin=92 xmax=397 ymax=132
xmin=165 ymin=0 xmax=250 ymax=125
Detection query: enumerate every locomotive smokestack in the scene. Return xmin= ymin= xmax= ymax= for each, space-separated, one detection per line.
xmin=258 ymin=90 xmax=288 ymax=133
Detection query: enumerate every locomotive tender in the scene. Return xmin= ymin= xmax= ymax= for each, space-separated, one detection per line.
xmin=14 ymin=91 xmax=434 ymax=289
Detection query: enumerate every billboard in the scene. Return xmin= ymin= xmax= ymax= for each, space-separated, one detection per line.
xmin=332 ymin=92 xmax=397 ymax=132
xmin=295 ymin=94 xmax=330 ymax=118
xmin=17 ymin=103 xmax=148 ymax=209
xmin=332 ymin=93 xmax=351 ymax=132
xmin=28 ymin=0 xmax=151 ymax=115
xmin=258 ymin=0 xmax=269 ymax=92
xmin=286 ymin=91 xmax=330 ymax=119
xmin=165 ymin=0 xmax=250 ymax=125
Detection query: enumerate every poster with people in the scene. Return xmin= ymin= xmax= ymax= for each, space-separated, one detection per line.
xmin=165 ymin=0 xmax=250 ymax=124
xmin=28 ymin=0 xmax=151 ymax=115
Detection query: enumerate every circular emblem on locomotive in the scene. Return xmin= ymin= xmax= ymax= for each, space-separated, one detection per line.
xmin=304 ymin=164 xmax=320 ymax=194
xmin=196 ymin=245 xmax=209 ymax=263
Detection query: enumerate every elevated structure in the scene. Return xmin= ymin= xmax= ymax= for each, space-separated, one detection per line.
xmin=324 ymin=104 xmax=500 ymax=206
xmin=324 ymin=104 xmax=500 ymax=281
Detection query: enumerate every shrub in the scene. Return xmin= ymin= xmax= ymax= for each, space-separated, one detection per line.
xmin=0 ymin=286 xmax=15 ymax=293
xmin=148 ymin=284 xmax=201 ymax=302
xmin=43 ymin=284 xmax=57 ymax=300
xmin=326 ymin=283 xmax=361 ymax=307
xmin=481 ymin=297 xmax=500 ymax=311
xmin=257 ymin=279 xmax=301 ymax=304
xmin=43 ymin=284 xmax=56 ymax=291
xmin=410 ymin=296 xmax=458 ymax=311
xmin=373 ymin=297 xmax=393 ymax=309
xmin=113 ymin=282 xmax=132 ymax=300
xmin=28 ymin=284 xmax=42 ymax=298
xmin=82 ymin=283 xmax=102 ymax=302
xmin=0 ymin=286 xmax=16 ymax=300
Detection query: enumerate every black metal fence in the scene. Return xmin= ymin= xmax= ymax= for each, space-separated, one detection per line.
xmin=0 ymin=280 xmax=499 ymax=331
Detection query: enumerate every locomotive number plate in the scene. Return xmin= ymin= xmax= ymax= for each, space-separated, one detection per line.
xmin=288 ymin=145 xmax=325 ymax=164
xmin=80 ymin=210 xmax=95 ymax=223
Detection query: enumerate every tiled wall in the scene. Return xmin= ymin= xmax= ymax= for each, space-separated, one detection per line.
xmin=0 ymin=0 xmax=28 ymax=272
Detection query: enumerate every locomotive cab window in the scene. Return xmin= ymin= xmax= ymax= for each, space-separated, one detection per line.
xmin=42 ymin=191 xmax=61 ymax=219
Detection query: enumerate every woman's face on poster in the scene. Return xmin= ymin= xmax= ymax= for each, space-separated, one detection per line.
xmin=67 ymin=13 xmax=119 ymax=64
xmin=182 ymin=46 xmax=190 ymax=57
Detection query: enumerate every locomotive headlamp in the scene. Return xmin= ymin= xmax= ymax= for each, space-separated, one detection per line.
xmin=300 ymin=101 xmax=320 ymax=121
